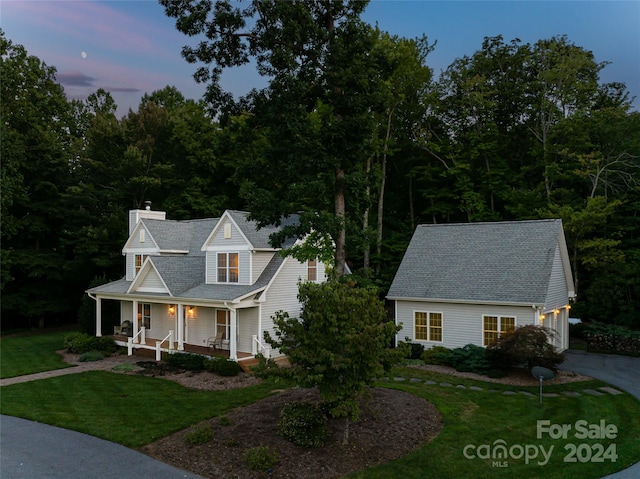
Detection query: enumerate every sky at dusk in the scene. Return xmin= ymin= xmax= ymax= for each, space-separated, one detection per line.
xmin=2 ymin=0 xmax=639 ymax=117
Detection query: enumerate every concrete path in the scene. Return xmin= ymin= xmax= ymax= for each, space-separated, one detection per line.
xmin=561 ymin=350 xmax=640 ymax=479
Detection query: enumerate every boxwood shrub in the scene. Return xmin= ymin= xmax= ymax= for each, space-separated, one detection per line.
xmin=278 ymin=401 xmax=327 ymax=448
xmin=205 ymin=357 xmax=242 ymax=376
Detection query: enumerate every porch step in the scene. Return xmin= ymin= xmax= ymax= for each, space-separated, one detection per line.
xmin=239 ymin=357 xmax=261 ymax=374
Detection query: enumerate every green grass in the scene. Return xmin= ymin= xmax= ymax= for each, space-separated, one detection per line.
xmin=1 ymin=332 xmax=638 ymax=478
xmin=0 ymin=330 xmax=73 ymax=378
xmin=345 ymin=366 xmax=640 ymax=479
xmin=0 ymin=371 xmax=279 ymax=447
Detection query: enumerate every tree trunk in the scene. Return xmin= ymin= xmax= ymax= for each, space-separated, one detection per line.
xmin=335 ymin=166 xmax=347 ymax=276
xmin=342 ymin=416 xmax=350 ymax=445
xmin=363 ymin=156 xmax=372 ymax=270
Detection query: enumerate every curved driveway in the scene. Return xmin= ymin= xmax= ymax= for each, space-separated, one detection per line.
xmin=0 ymin=415 xmax=204 ymax=479
xmin=561 ymin=350 xmax=640 ymax=479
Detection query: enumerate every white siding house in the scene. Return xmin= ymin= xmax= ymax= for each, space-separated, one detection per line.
xmin=388 ymin=219 xmax=575 ymax=352
xmin=88 ymin=208 xmax=327 ymax=362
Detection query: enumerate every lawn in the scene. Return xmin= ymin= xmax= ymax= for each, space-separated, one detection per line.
xmin=347 ymin=366 xmax=640 ymax=479
xmin=1 ymin=331 xmax=639 ymax=478
xmin=0 ymin=330 xmax=72 ymax=378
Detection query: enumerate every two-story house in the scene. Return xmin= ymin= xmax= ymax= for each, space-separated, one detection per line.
xmin=87 ymin=207 xmax=326 ymax=362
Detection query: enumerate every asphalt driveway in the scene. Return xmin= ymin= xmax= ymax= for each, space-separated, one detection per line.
xmin=0 ymin=415 xmax=204 ymax=479
xmin=561 ymin=350 xmax=640 ymax=479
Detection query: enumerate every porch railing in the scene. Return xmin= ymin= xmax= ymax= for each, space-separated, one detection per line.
xmin=252 ymin=334 xmax=270 ymax=359
xmin=128 ymin=326 xmax=146 ymax=356
xmin=156 ymin=330 xmax=174 ymax=361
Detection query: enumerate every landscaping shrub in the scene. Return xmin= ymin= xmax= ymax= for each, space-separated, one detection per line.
xmin=243 ymin=445 xmax=278 ymax=471
xmin=407 ymin=342 xmax=425 ymax=360
xmin=487 ymin=325 xmax=564 ymax=371
xmin=64 ymin=332 xmax=117 ymax=355
xmin=205 ymin=357 xmax=242 ymax=376
xmin=78 ymin=350 xmax=105 ymax=362
xmin=165 ymin=352 xmax=206 ymax=371
xmin=421 ymin=346 xmax=453 ymax=365
xmin=444 ymin=344 xmax=494 ymax=375
xmin=278 ymin=401 xmax=327 ymax=448
xmin=184 ymin=423 xmax=212 ymax=445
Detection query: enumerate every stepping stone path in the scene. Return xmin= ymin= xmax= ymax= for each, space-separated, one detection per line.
xmin=371 ymin=376 xmax=626 ymax=399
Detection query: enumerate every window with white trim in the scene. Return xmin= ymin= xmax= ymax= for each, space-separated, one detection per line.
xmin=414 ymin=311 xmax=443 ymax=342
xmin=134 ymin=254 xmax=148 ymax=275
xmin=216 ymin=310 xmax=230 ymax=341
xmin=307 ymin=259 xmax=317 ymax=282
xmin=138 ymin=303 xmax=151 ymax=330
xmin=217 ymin=252 xmax=239 ymax=283
xmin=483 ymin=315 xmax=515 ymax=346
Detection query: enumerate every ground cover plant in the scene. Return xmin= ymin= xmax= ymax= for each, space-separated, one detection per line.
xmin=0 ymin=330 xmax=72 ymax=378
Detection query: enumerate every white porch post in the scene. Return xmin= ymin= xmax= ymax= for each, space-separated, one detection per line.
xmin=229 ymin=308 xmax=237 ymax=361
xmin=95 ymin=297 xmax=102 ymax=337
xmin=177 ymin=303 xmax=184 ymax=351
xmin=132 ymin=300 xmax=139 ymax=343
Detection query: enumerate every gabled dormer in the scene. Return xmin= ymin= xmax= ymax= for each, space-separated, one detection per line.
xmin=201 ymin=211 xmax=257 ymax=285
xmin=123 ymin=221 xmax=161 ymax=281
xmin=127 ymin=257 xmax=171 ymax=295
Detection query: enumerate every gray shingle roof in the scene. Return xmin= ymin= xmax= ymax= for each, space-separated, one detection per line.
xmin=143 ymin=218 xmax=217 ymax=254
xmin=387 ymin=219 xmax=564 ymax=305
xmin=228 ymin=210 xmax=300 ymax=249
xmin=89 ymin=210 xmax=294 ymax=302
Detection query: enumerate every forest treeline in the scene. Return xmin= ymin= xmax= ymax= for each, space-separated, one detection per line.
xmin=1 ymin=5 xmax=639 ymax=332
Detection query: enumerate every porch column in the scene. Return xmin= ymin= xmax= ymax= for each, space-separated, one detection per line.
xmin=177 ymin=303 xmax=184 ymax=351
xmin=132 ymin=300 xmax=139 ymax=343
xmin=229 ymin=308 xmax=237 ymax=361
xmin=95 ymin=297 xmax=102 ymax=337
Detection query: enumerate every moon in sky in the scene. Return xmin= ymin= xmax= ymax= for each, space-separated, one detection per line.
xmin=81 ymin=51 xmax=87 ymax=59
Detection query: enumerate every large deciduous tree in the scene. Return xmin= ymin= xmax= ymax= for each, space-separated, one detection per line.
xmin=161 ymin=0 xmax=390 ymax=276
xmin=1 ymin=32 xmax=76 ymax=327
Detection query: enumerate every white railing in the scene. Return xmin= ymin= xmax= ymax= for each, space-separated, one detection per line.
xmin=156 ymin=330 xmax=174 ymax=361
xmin=127 ymin=326 xmax=146 ymax=356
xmin=252 ymin=334 xmax=270 ymax=359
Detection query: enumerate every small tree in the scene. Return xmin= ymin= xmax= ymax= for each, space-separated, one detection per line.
xmin=487 ymin=325 xmax=564 ymax=371
xmin=264 ymin=280 xmax=404 ymax=444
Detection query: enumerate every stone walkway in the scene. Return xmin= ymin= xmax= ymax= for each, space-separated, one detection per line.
xmin=0 ymin=354 xmax=140 ymax=387
xmin=376 ymin=375 xmax=626 ymax=398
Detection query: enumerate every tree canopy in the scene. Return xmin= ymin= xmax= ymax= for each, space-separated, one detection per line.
xmin=1 ymin=24 xmax=639 ymax=331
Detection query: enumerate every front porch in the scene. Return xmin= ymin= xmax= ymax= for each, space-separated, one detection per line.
xmin=111 ymin=334 xmax=254 ymax=362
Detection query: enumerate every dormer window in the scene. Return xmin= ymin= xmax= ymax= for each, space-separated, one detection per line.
xmin=135 ymin=254 xmax=148 ymax=275
xmin=307 ymin=259 xmax=318 ymax=282
xmin=218 ymin=252 xmax=239 ymax=283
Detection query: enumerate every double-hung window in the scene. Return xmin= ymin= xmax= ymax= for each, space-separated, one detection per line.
xmin=138 ymin=303 xmax=151 ymax=330
xmin=217 ymin=252 xmax=239 ymax=283
xmin=414 ymin=311 xmax=443 ymax=342
xmin=307 ymin=259 xmax=318 ymax=282
xmin=134 ymin=254 xmax=148 ymax=275
xmin=483 ymin=315 xmax=515 ymax=346
xmin=216 ymin=310 xmax=230 ymax=341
